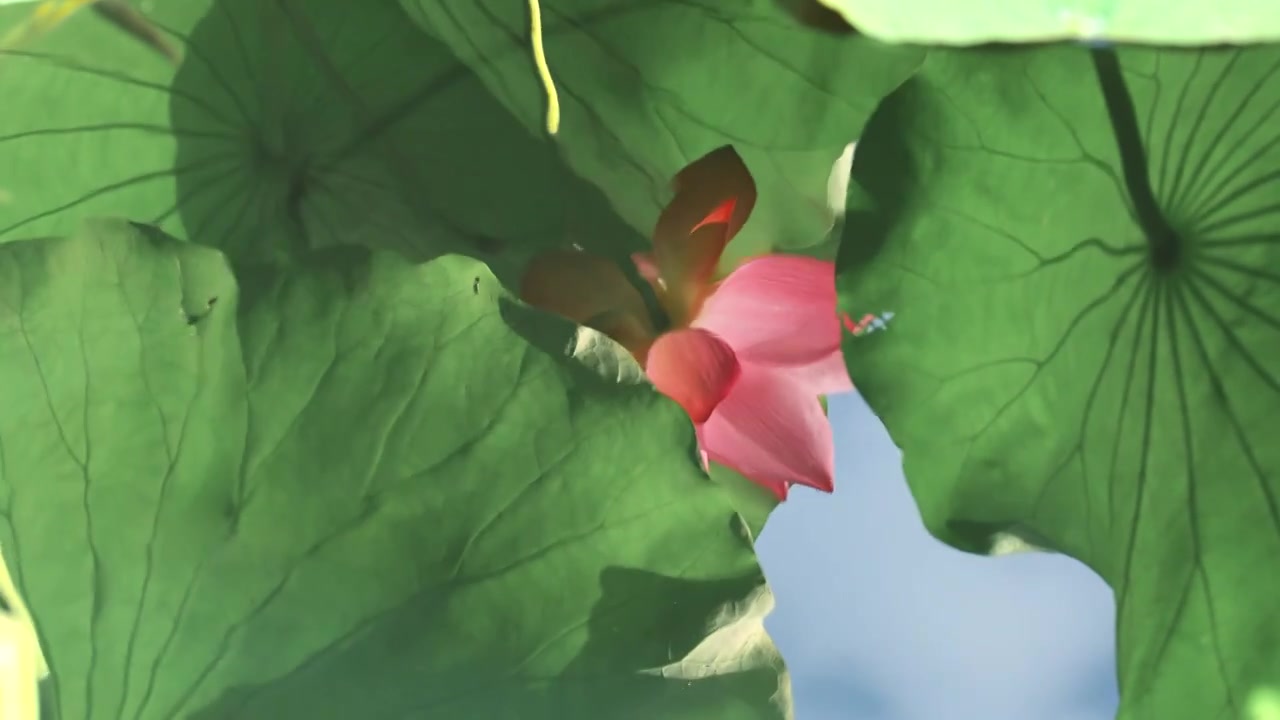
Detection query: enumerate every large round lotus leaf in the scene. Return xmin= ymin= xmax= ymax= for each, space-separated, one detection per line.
xmin=836 ymin=45 xmax=1280 ymax=720
xmin=792 ymin=0 xmax=1280 ymax=45
xmin=400 ymin=0 xmax=924 ymax=268
xmin=0 ymin=0 xmax=638 ymax=274
xmin=0 ymin=219 xmax=788 ymax=719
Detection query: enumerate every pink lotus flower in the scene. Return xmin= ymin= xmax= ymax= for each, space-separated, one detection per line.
xmin=522 ymin=146 xmax=852 ymax=500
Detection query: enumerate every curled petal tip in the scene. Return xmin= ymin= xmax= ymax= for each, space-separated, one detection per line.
xmin=647 ymin=328 xmax=740 ymax=423
xmin=809 ymin=472 xmax=835 ymax=494
xmin=691 ymin=198 xmax=737 ymax=232
xmin=670 ymin=146 xmax=758 ymax=237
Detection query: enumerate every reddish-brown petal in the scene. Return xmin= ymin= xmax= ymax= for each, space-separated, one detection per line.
xmin=651 ymin=146 xmax=758 ymax=324
xmin=521 ymin=249 xmax=655 ymax=354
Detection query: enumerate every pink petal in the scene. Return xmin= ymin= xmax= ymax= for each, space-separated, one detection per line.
xmin=695 ymin=429 xmax=790 ymax=501
xmin=694 ymin=255 xmax=844 ymax=366
xmin=699 ymin=362 xmax=836 ymax=496
xmin=793 ymin=347 xmax=854 ymax=396
xmin=647 ymin=328 xmax=741 ymax=423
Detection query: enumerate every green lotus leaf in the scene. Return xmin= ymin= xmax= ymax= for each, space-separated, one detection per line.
xmin=837 ymin=45 xmax=1280 ymax=720
xmin=0 ymin=219 xmax=787 ymax=719
xmin=402 ymin=0 xmax=924 ymax=268
xmin=0 ymin=0 xmax=635 ymax=273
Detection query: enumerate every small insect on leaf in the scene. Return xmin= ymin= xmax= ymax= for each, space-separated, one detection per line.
xmin=472 ymin=277 xmax=480 ymax=295
xmin=846 ymin=311 xmax=895 ymax=337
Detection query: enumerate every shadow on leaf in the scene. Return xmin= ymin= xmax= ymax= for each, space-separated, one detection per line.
xmin=185 ymin=568 xmax=782 ymax=720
